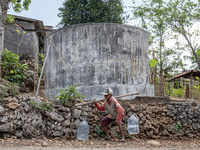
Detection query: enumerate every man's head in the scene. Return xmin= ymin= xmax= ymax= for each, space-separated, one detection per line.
xmin=103 ymin=88 xmax=113 ymax=100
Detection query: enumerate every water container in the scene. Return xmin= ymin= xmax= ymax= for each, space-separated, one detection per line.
xmin=77 ymin=118 xmax=89 ymax=140
xmin=128 ymin=112 xmax=140 ymax=134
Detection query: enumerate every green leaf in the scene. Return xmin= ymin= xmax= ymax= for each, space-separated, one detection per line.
xmin=149 ymin=59 xmax=157 ymax=67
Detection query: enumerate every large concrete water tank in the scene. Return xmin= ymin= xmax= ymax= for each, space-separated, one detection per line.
xmin=44 ymin=23 xmax=154 ymax=100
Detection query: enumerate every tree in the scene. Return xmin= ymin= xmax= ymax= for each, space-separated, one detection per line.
xmin=132 ymin=0 xmax=183 ymax=79
xmin=0 ymin=0 xmax=31 ymax=78
xmin=57 ymin=0 xmax=128 ymax=27
xmin=163 ymin=0 xmax=200 ymax=70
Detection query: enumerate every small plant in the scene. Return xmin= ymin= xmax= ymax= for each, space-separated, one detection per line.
xmin=29 ymin=101 xmax=53 ymax=111
xmin=0 ymin=79 xmax=19 ymax=98
xmin=1 ymin=48 xmax=27 ymax=84
xmin=174 ymin=121 xmax=182 ymax=132
xmin=125 ymin=134 xmax=134 ymax=139
xmin=96 ymin=125 xmax=106 ymax=137
xmin=56 ymin=85 xmax=85 ymax=105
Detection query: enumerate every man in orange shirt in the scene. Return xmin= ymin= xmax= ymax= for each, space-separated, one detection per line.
xmin=92 ymin=88 xmax=125 ymax=142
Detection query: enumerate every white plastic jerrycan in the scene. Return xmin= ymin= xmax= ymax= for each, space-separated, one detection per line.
xmin=77 ymin=118 xmax=89 ymax=140
xmin=128 ymin=112 xmax=140 ymax=134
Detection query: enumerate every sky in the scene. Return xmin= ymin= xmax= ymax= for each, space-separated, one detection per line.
xmin=8 ymin=0 xmax=136 ymax=29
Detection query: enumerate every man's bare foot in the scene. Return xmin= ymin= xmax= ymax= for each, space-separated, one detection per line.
xmin=104 ymin=136 xmax=111 ymax=141
xmin=120 ymin=138 xmax=125 ymax=142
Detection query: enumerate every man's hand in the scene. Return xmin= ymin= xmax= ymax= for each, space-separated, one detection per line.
xmin=114 ymin=120 xmax=121 ymax=125
xmin=92 ymin=99 xmax=96 ymax=104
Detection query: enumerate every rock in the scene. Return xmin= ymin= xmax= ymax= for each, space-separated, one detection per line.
xmin=74 ymin=119 xmax=81 ymax=128
xmin=42 ymin=142 xmax=48 ymax=147
xmin=7 ymin=103 xmax=20 ymax=109
xmin=1 ymin=116 xmax=8 ymax=123
xmin=146 ymin=130 xmax=154 ymax=137
xmin=63 ymin=120 xmax=70 ymax=127
xmin=81 ymin=111 xmax=88 ymax=116
xmin=143 ymin=120 xmax=154 ymax=130
xmin=24 ymin=103 xmax=32 ymax=112
xmin=63 ymin=112 xmax=72 ymax=120
xmin=15 ymin=131 xmax=23 ymax=139
xmin=147 ymin=140 xmax=161 ymax=146
xmin=45 ymin=112 xmax=64 ymax=122
xmin=53 ymin=131 xmax=63 ymax=137
xmin=72 ymin=109 xmax=82 ymax=118
xmin=190 ymin=101 xmax=197 ymax=107
xmin=0 ymin=106 xmax=4 ymax=115
xmin=161 ymin=129 xmax=169 ymax=136
xmin=58 ymin=107 xmax=70 ymax=112
xmin=0 ymin=122 xmax=14 ymax=132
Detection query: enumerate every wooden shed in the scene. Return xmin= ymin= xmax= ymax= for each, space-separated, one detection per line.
xmin=165 ymin=69 xmax=200 ymax=98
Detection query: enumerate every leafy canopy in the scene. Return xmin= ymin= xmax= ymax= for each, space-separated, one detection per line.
xmin=10 ymin=0 xmax=31 ymax=12
xmin=57 ymin=0 xmax=128 ymax=27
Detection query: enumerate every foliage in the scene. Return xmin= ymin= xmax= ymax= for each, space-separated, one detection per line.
xmin=162 ymin=0 xmax=200 ymax=69
xmin=0 ymin=79 xmax=19 ymax=98
xmin=29 ymin=101 xmax=53 ymax=112
xmin=1 ymin=48 xmax=27 ymax=84
xmin=125 ymin=134 xmax=134 ymax=139
xmin=170 ymin=88 xmax=185 ymax=97
xmin=174 ymin=121 xmax=182 ymax=132
xmin=149 ymin=59 xmax=157 ymax=68
xmin=96 ymin=125 xmax=105 ymax=137
xmin=185 ymin=48 xmax=200 ymax=70
xmin=57 ymin=0 xmax=128 ymax=27
xmin=56 ymin=85 xmax=85 ymax=105
xmin=5 ymin=15 xmax=15 ymax=24
xmin=10 ymin=0 xmax=31 ymax=12
xmin=133 ymin=0 xmax=184 ymax=77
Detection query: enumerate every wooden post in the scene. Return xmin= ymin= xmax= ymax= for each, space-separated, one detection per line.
xmin=35 ymin=36 xmax=52 ymax=97
xmin=185 ymin=82 xmax=189 ymax=98
xmin=190 ymin=72 xmax=193 ymax=98
xmin=178 ymin=78 xmax=180 ymax=88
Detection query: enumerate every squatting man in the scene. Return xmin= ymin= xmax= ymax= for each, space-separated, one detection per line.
xmin=92 ymin=88 xmax=125 ymax=142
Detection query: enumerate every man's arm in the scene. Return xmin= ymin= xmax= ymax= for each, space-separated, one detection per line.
xmin=92 ymin=99 xmax=106 ymax=111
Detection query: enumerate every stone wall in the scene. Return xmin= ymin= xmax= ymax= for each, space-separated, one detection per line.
xmin=44 ymin=23 xmax=154 ymax=100
xmin=0 ymin=96 xmax=199 ymax=139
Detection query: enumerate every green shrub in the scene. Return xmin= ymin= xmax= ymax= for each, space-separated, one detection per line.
xmin=96 ymin=125 xmax=105 ymax=137
xmin=56 ymin=85 xmax=85 ymax=104
xmin=0 ymin=79 xmax=19 ymax=98
xmin=1 ymin=48 xmax=27 ymax=84
xmin=171 ymin=88 xmax=185 ymax=97
xmin=29 ymin=101 xmax=53 ymax=111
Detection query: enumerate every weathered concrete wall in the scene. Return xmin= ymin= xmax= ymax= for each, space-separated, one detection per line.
xmin=4 ymin=20 xmax=39 ymax=61
xmin=0 ymin=96 xmax=199 ymax=139
xmin=44 ymin=23 xmax=154 ymax=100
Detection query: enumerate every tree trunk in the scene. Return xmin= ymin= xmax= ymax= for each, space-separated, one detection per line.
xmin=0 ymin=0 xmax=9 ymax=79
xmin=182 ymin=33 xmax=200 ymax=70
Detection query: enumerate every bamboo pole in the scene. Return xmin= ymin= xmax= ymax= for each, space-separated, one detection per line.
xmin=75 ymin=92 xmax=140 ymax=107
xmin=35 ymin=37 xmax=52 ymax=97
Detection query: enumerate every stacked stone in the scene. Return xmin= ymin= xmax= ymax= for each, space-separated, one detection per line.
xmin=0 ymin=95 xmax=200 ymax=139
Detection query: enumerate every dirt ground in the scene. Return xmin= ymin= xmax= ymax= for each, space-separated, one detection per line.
xmin=0 ymin=138 xmax=200 ymax=149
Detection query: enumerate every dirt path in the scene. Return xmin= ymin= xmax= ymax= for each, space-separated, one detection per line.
xmin=0 ymin=138 xmax=200 ymax=150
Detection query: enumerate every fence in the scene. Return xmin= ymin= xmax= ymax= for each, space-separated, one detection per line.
xmin=154 ymin=81 xmax=200 ymax=100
